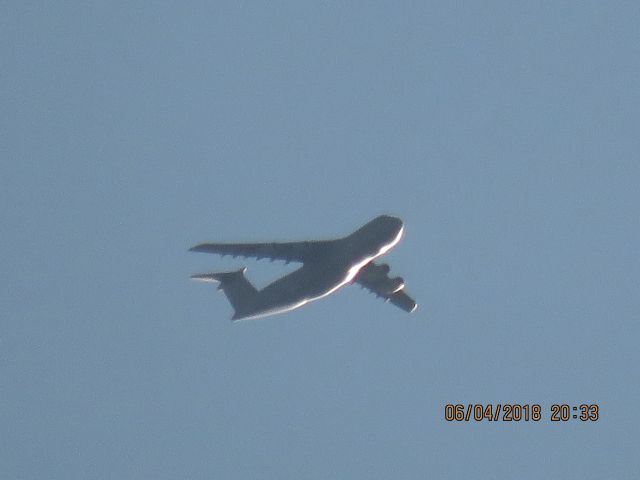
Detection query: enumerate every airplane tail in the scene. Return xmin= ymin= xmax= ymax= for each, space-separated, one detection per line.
xmin=190 ymin=267 xmax=258 ymax=320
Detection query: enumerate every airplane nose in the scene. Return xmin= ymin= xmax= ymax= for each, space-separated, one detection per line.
xmin=387 ymin=215 xmax=404 ymax=232
xmin=370 ymin=215 xmax=404 ymax=240
xmin=377 ymin=214 xmax=402 ymax=225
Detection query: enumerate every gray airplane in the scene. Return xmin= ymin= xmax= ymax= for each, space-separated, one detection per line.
xmin=190 ymin=215 xmax=417 ymax=321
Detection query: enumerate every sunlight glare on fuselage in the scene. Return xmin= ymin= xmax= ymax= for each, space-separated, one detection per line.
xmin=378 ymin=225 xmax=404 ymax=256
xmin=344 ymin=223 xmax=404 ymax=285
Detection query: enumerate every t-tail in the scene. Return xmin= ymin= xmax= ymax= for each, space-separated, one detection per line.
xmin=190 ymin=268 xmax=258 ymax=320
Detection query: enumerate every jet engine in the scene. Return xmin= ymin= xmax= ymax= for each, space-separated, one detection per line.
xmin=355 ymin=262 xmax=405 ymax=295
xmin=388 ymin=276 xmax=405 ymax=293
xmin=376 ymin=263 xmax=391 ymax=275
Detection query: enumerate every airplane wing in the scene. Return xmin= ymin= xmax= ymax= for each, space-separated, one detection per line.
xmin=189 ymin=240 xmax=332 ymax=264
xmin=353 ymin=261 xmax=417 ymax=313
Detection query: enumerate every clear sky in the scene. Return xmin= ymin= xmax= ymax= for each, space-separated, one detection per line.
xmin=2 ymin=1 xmax=639 ymax=479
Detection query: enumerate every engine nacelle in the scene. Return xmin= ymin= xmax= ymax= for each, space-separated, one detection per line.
xmin=355 ymin=263 xmax=404 ymax=294
xmin=388 ymin=276 xmax=405 ymax=293
xmin=376 ymin=263 xmax=391 ymax=275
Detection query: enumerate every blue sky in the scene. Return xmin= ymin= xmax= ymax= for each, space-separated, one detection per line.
xmin=2 ymin=1 xmax=639 ymax=478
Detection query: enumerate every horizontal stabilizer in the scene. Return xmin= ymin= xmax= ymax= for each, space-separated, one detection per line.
xmin=191 ymin=268 xmax=247 ymax=289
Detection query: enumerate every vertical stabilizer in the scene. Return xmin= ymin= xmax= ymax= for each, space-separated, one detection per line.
xmin=190 ymin=268 xmax=258 ymax=319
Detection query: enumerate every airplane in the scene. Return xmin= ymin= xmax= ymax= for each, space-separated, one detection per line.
xmin=189 ymin=215 xmax=417 ymax=321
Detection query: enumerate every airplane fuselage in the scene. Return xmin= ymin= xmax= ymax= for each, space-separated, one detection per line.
xmin=233 ymin=217 xmax=405 ymax=320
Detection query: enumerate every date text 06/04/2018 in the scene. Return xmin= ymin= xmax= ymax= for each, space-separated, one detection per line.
xmin=444 ymin=404 xmax=599 ymax=422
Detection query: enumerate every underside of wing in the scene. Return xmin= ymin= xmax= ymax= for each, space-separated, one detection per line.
xmin=353 ymin=261 xmax=418 ymax=313
xmin=189 ymin=240 xmax=332 ymax=264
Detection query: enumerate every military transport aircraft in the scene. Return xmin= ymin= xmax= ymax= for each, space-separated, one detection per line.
xmin=190 ymin=215 xmax=417 ymax=320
